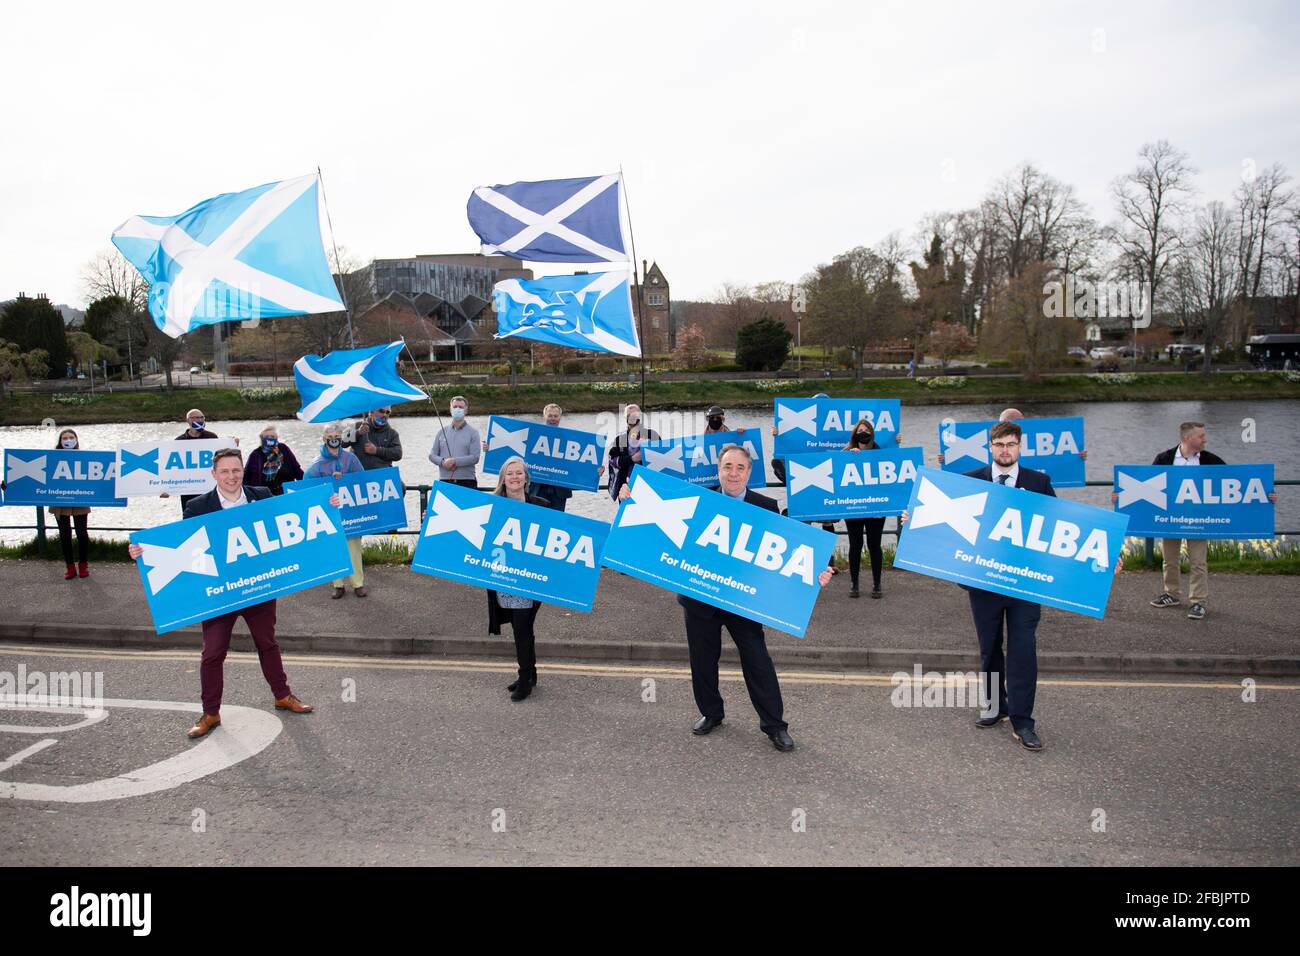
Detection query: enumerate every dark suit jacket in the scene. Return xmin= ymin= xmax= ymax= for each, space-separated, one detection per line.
xmin=678 ymin=487 xmax=779 ymax=617
xmin=962 ymin=465 xmax=1054 ymax=602
xmin=964 ymin=464 xmax=1056 ymax=497
xmin=182 ymin=485 xmax=273 ymax=519
xmin=1152 ymin=447 xmax=1226 ymax=466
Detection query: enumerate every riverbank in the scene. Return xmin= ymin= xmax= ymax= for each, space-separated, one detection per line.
xmin=3 ymin=371 xmax=1299 ymax=425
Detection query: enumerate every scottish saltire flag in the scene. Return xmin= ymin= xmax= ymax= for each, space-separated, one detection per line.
xmin=467 ymin=174 xmax=629 ymax=263
xmin=494 ymin=271 xmax=641 ymax=357
xmin=293 ymin=341 xmax=427 ymax=423
xmin=111 ymin=174 xmax=345 ymax=337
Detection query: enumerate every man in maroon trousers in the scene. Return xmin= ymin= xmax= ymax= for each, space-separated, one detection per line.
xmin=129 ymin=448 xmax=326 ymax=739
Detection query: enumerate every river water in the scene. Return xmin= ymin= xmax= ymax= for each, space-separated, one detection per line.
xmin=2 ymin=399 xmax=1297 ymax=541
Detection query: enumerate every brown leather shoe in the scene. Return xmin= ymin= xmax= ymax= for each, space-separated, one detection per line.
xmin=275 ymin=694 xmax=314 ymax=714
xmin=331 ymin=586 xmax=345 ymax=599
xmin=353 ymin=585 xmax=367 ymax=598
xmin=187 ymin=713 xmax=221 ymax=739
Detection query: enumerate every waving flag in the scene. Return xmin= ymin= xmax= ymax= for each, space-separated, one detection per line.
xmin=467 ymin=174 xmax=629 ymax=263
xmin=293 ymin=341 xmax=427 ymax=423
xmin=494 ymin=271 xmax=641 ymax=357
xmin=111 ymin=174 xmax=345 ymax=337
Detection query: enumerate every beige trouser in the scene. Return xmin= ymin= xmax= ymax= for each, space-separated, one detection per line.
xmin=332 ymin=537 xmax=365 ymax=589
xmin=1161 ymin=538 xmax=1208 ymax=603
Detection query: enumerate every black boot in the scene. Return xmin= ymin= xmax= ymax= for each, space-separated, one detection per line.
xmin=506 ymin=674 xmax=538 ymax=692
xmin=510 ymin=673 xmax=534 ymax=702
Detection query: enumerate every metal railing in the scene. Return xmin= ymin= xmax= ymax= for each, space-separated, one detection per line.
xmin=4 ymin=478 xmax=1296 ymax=558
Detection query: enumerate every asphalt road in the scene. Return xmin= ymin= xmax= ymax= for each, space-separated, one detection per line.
xmin=1 ymin=643 xmax=1296 ymax=866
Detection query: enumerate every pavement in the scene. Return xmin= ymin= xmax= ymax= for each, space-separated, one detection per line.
xmin=2 ymin=556 xmax=1300 ymax=676
xmin=0 ymin=560 xmax=1295 ymax=676
xmin=0 ymin=645 xmax=1296 ymax=865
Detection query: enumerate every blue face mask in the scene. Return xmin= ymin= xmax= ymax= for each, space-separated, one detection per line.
xmin=450 ymin=407 xmax=466 ymax=421
xmin=372 ymin=416 xmax=388 ymax=427
xmin=189 ymin=419 xmax=205 ymax=431
xmin=61 ymin=438 xmax=78 ymax=450
xmin=262 ymin=437 xmax=278 ymax=448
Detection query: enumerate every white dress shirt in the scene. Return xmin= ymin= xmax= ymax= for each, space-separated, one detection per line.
xmin=217 ymin=487 xmax=248 ymax=509
xmin=992 ymin=462 xmax=1020 ymax=487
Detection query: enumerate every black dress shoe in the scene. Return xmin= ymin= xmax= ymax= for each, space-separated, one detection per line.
xmin=849 ymin=585 xmax=860 ymax=598
xmin=692 ymin=715 xmax=724 ymax=735
xmin=975 ymin=713 xmax=1008 ymax=728
xmin=1012 ymin=727 xmax=1044 ymax=751
xmin=871 ymin=588 xmax=882 ymax=599
xmin=506 ymin=675 xmax=538 ymax=692
xmin=768 ymin=729 xmax=795 ymax=752
xmin=510 ymin=680 xmax=533 ymax=702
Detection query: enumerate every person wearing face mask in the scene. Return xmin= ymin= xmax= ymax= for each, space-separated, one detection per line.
xmin=428 ymin=396 xmax=480 ymax=488
xmin=306 ymin=423 xmax=367 ymax=598
xmin=346 ymin=406 xmax=403 ymax=471
xmin=171 ymin=408 xmax=223 ymax=513
xmin=486 ymin=457 xmax=550 ymax=702
xmin=843 ymin=418 xmax=888 ymax=599
xmin=244 ymin=426 xmax=303 ymax=496
xmin=607 ymin=403 xmax=660 ymax=501
xmin=51 ymin=429 xmax=92 ymax=580
xmin=702 ymin=404 xmax=747 ymax=436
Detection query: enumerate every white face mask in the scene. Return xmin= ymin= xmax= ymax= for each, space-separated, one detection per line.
xmin=61 ymin=438 xmax=78 ymax=450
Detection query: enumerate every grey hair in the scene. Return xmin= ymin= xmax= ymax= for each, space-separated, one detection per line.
xmin=718 ymin=443 xmax=753 ymax=465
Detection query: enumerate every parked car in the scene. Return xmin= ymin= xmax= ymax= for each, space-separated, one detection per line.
xmin=1067 ymin=347 xmax=1088 ymax=359
xmin=1093 ymin=350 xmax=1121 ymax=372
xmin=189 ymin=366 xmax=201 ymax=374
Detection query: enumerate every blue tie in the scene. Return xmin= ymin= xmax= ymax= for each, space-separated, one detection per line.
xmin=996 ymin=474 xmax=1009 ymax=485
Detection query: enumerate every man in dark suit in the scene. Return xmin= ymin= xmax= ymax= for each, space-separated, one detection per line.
xmin=958 ymin=421 xmax=1056 ymax=751
xmin=128 ymin=447 xmax=322 ymax=739
xmin=623 ymin=443 xmax=832 ymax=751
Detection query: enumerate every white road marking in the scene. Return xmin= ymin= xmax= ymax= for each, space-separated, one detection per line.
xmin=0 ymin=697 xmax=281 ymax=803
xmin=0 ymin=738 xmax=58 ymax=772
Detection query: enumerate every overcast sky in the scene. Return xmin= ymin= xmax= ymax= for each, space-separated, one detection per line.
xmin=1 ymin=0 xmax=1296 ymax=307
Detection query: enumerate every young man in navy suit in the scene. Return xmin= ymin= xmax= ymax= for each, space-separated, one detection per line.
xmin=961 ymin=420 xmax=1055 ymax=751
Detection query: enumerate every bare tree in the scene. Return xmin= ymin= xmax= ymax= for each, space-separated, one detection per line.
xmin=1235 ymin=162 xmax=1294 ymax=299
xmin=1110 ymin=140 xmax=1197 ymax=312
xmin=1173 ymin=201 xmax=1241 ymax=376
